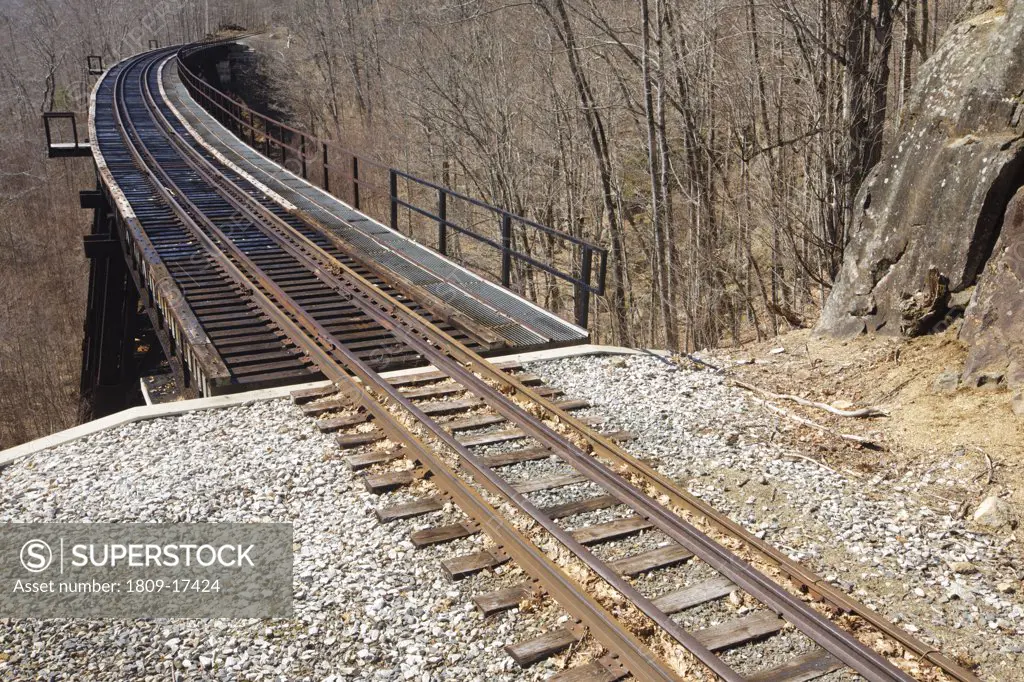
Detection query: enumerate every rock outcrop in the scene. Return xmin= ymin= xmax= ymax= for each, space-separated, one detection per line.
xmin=817 ymin=3 xmax=1024 ymax=340
xmin=961 ymin=186 xmax=1024 ymax=389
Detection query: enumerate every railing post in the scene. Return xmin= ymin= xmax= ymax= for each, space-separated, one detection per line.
xmin=352 ymin=156 xmax=360 ymax=209
xmin=437 ymin=189 xmax=447 ymax=255
xmin=389 ymin=169 xmax=399 ymax=232
xmin=263 ymin=119 xmax=270 ymax=157
xmin=500 ymin=213 xmax=512 ymax=287
xmin=279 ymin=125 xmax=287 ymax=166
xmin=43 ymin=115 xmax=54 ymax=149
xmin=322 ymin=142 xmax=330 ymax=193
xmin=575 ymin=247 xmax=594 ymax=329
xmin=300 ymin=135 xmax=307 ymax=179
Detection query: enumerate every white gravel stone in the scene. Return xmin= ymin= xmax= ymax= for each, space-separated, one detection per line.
xmin=973 ymin=495 xmax=1015 ymax=528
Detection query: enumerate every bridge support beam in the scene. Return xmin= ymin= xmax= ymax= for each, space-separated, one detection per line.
xmin=79 ymin=184 xmax=145 ymax=420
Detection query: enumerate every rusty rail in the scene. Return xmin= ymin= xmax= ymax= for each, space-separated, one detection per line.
xmin=113 ymin=43 xmax=981 ymax=682
xmin=116 ymin=47 xmax=680 ymax=681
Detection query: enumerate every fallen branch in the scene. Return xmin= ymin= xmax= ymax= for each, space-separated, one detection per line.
xmin=759 ymin=399 xmax=882 ymax=449
xmin=669 ymin=351 xmax=723 ymax=373
xmin=731 ymin=379 xmax=888 ymax=418
xmin=970 ymin=447 xmax=995 ymax=486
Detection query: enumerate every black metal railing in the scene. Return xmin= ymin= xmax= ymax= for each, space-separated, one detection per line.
xmin=87 ymin=55 xmax=104 ymax=75
xmin=175 ymin=47 xmax=607 ymax=328
xmin=43 ymin=111 xmax=80 ymax=147
xmin=43 ymin=111 xmax=92 ymax=158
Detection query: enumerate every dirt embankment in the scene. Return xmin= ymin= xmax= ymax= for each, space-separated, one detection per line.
xmin=705 ymin=327 xmax=1023 ymax=520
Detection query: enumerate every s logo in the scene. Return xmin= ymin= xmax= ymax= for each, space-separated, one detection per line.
xmin=20 ymin=539 xmax=53 ymax=573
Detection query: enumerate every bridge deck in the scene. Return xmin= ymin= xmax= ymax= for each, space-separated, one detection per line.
xmin=86 ymin=50 xmax=587 ymax=398
xmin=160 ymin=60 xmax=587 ymax=351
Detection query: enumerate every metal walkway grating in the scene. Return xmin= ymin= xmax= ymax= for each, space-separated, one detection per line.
xmin=162 ymin=61 xmax=588 ymax=351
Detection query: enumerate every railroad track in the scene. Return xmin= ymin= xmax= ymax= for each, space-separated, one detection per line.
xmin=107 ymin=44 xmax=981 ymax=682
xmin=94 ymin=47 xmax=500 ymax=396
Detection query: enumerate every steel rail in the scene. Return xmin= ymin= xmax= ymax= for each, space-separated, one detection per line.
xmin=534 ymin=394 xmax=986 ymax=682
xmin=175 ymin=53 xmax=605 ymax=252
xmin=173 ymin=45 xmax=610 ymax=317
xmin=116 ymin=43 xmax=974 ymax=682
xmin=160 ymin=45 xmax=981 ymax=678
xmin=113 ymin=50 xmax=682 ymax=682
xmin=140 ymin=55 xmax=748 ymax=680
xmin=88 ymin=48 xmax=234 ymax=397
xmin=143 ymin=52 xmax=917 ymax=682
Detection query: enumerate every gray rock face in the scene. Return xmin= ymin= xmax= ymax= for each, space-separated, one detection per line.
xmin=961 ymin=186 xmax=1024 ymax=390
xmin=817 ymin=3 xmax=1024 ymax=337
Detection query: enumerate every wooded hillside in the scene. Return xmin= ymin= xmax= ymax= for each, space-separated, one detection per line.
xmin=269 ymin=0 xmax=971 ymax=351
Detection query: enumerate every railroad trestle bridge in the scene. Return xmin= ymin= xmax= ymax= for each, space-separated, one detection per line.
xmin=49 ymin=38 xmax=604 ymax=417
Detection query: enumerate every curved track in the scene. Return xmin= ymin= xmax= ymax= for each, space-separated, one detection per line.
xmin=99 ymin=44 xmax=980 ymax=682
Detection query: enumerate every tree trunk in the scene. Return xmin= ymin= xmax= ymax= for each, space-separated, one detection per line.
xmin=537 ymin=0 xmax=632 ymax=343
xmin=640 ymin=0 xmax=677 ymax=349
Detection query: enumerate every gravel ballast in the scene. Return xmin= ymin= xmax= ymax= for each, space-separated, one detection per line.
xmin=0 ymin=400 xmax=568 ymax=681
xmin=1 ymin=350 xmax=1019 ymax=680
xmin=527 ymin=353 xmax=1023 ymax=681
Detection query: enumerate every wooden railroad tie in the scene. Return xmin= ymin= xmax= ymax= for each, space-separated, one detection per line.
xmin=548 ymin=658 xmax=627 ymax=682
xmin=505 ymin=627 xmax=580 ymax=667
xmin=442 ymin=549 xmax=509 ymax=580
xmin=375 ymin=496 xmax=444 ymax=523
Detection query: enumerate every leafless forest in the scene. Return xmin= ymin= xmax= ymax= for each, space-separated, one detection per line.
xmin=0 ymin=0 xmax=269 ymax=447
xmin=0 ymin=0 xmax=970 ymax=447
